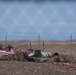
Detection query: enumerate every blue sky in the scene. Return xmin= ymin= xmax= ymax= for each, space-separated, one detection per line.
xmin=0 ymin=1 xmax=76 ymax=40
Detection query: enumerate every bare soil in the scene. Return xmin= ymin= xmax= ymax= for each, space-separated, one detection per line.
xmin=0 ymin=61 xmax=76 ymax=75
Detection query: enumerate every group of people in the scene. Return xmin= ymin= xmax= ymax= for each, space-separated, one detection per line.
xmin=6 ymin=45 xmax=61 ymax=62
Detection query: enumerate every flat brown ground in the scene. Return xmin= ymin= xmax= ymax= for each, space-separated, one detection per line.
xmin=1 ymin=41 xmax=76 ymax=54
xmin=0 ymin=61 xmax=76 ymax=75
xmin=0 ymin=41 xmax=76 ymax=75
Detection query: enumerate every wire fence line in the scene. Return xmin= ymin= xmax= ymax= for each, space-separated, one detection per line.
xmin=0 ymin=34 xmax=76 ymax=40
xmin=0 ymin=35 xmax=76 ymax=41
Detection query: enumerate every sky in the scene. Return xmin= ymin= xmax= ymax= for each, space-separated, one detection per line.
xmin=0 ymin=0 xmax=76 ymax=40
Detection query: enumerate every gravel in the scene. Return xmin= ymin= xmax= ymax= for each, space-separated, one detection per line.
xmin=0 ymin=61 xmax=76 ymax=75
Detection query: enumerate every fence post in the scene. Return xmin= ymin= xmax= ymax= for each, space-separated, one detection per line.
xmin=30 ymin=42 xmax=32 ymax=49
xmin=70 ymin=33 xmax=73 ymax=61
xmin=42 ymin=42 xmax=44 ymax=52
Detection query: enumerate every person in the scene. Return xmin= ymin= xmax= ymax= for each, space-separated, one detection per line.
xmin=7 ymin=45 xmax=13 ymax=50
xmin=53 ymin=53 xmax=61 ymax=62
xmin=27 ymin=57 xmax=35 ymax=62
xmin=23 ymin=53 xmax=35 ymax=62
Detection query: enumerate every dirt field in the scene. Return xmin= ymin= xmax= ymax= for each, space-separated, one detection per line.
xmin=0 ymin=41 xmax=76 ymax=75
xmin=0 ymin=61 xmax=76 ymax=75
xmin=1 ymin=41 xmax=76 ymax=54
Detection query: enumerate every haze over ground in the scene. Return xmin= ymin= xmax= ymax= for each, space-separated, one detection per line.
xmin=0 ymin=0 xmax=76 ymax=40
